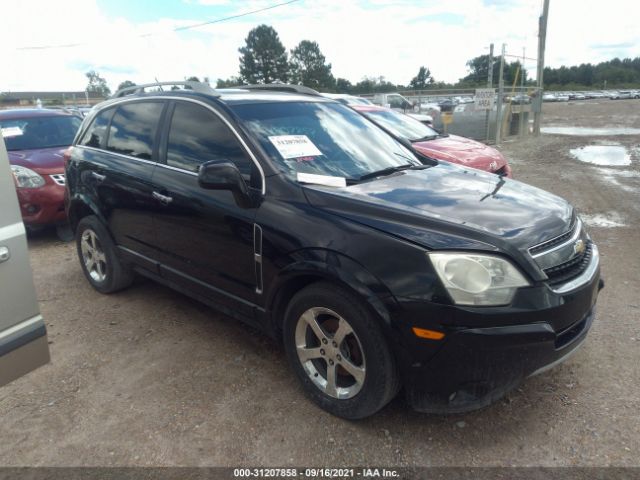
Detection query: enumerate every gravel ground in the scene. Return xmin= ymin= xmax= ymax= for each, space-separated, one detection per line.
xmin=0 ymin=99 xmax=639 ymax=467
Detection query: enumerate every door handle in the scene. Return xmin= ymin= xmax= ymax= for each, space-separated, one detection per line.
xmin=91 ymin=171 xmax=106 ymax=182
xmin=152 ymin=191 xmax=173 ymax=205
xmin=0 ymin=246 xmax=10 ymax=264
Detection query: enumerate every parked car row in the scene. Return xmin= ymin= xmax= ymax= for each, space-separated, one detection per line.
xmin=3 ymin=81 xmax=602 ymax=419
xmin=543 ymin=90 xmax=640 ymax=101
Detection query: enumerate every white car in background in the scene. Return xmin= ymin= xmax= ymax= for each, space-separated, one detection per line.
xmin=319 ymin=93 xmax=374 ymax=106
xmin=321 ymin=93 xmax=433 ymax=125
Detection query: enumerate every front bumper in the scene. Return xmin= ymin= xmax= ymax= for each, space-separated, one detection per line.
xmin=396 ymin=261 xmax=601 ymax=414
xmin=16 ymin=179 xmax=66 ymax=226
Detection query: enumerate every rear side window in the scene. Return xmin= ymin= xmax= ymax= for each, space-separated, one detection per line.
xmin=166 ymin=101 xmax=253 ymax=177
xmin=79 ymin=108 xmax=113 ymax=149
xmin=106 ymin=102 xmax=163 ymax=160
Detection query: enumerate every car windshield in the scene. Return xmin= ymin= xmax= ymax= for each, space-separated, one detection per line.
xmin=0 ymin=115 xmax=82 ymax=151
xmin=232 ymin=101 xmax=420 ymax=182
xmin=362 ymin=109 xmax=439 ymax=142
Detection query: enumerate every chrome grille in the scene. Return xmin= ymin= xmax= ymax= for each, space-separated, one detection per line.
xmin=544 ymin=242 xmax=593 ymax=286
xmin=50 ymin=174 xmax=65 ymax=186
xmin=529 ymin=219 xmax=592 ymax=286
xmin=529 ymin=227 xmax=575 ymax=256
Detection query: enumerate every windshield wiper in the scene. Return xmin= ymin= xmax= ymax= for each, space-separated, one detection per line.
xmin=357 ymin=163 xmax=430 ymax=182
xmin=411 ymin=134 xmax=438 ymax=142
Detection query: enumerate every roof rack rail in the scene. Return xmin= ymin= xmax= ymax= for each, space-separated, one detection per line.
xmin=111 ymin=81 xmax=220 ymax=99
xmin=242 ymin=83 xmax=321 ymax=96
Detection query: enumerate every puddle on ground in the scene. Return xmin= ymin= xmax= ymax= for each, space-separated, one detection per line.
xmin=569 ymin=145 xmax=631 ymax=166
xmin=542 ymin=127 xmax=640 ymax=136
xmin=580 ymin=212 xmax=626 ymax=228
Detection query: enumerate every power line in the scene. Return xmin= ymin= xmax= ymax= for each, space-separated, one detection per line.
xmin=171 ymin=0 xmax=300 ymax=33
xmin=16 ymin=0 xmax=302 ymax=51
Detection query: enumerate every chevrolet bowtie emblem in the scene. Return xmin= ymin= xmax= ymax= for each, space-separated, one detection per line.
xmin=573 ymin=239 xmax=586 ymax=255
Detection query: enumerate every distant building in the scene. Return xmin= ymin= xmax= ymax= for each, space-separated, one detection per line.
xmin=0 ymin=91 xmax=104 ymax=107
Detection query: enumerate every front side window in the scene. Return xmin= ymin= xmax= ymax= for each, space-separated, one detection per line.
xmin=166 ymin=101 xmax=253 ymax=177
xmin=1 ymin=115 xmax=82 ymax=151
xmin=362 ymin=109 xmax=439 ymax=142
xmin=106 ymin=102 xmax=163 ymax=160
xmin=231 ymin=101 xmax=420 ymax=182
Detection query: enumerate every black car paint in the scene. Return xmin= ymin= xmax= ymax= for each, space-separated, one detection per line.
xmin=66 ymin=91 xmax=600 ymax=413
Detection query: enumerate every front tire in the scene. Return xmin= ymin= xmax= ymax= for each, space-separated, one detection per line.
xmin=283 ymin=282 xmax=399 ymax=419
xmin=76 ymin=215 xmax=133 ymax=293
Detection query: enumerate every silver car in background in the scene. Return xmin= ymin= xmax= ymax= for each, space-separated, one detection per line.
xmin=0 ymin=136 xmax=50 ymax=386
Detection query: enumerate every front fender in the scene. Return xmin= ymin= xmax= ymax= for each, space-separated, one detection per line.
xmin=267 ymin=248 xmax=397 ymax=329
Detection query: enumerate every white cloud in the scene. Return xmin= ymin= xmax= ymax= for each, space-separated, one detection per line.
xmin=1 ymin=0 xmax=638 ymax=93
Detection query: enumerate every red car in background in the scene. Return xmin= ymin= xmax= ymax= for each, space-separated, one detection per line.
xmin=0 ymin=109 xmax=82 ymax=232
xmin=351 ymin=105 xmax=512 ymax=177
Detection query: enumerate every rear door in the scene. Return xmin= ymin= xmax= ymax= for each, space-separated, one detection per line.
xmin=0 ymin=136 xmax=50 ymax=386
xmin=149 ymin=99 xmax=262 ymax=314
xmin=75 ymin=101 xmax=165 ymax=264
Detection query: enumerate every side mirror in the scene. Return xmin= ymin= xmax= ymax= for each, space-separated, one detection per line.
xmin=198 ymin=161 xmax=252 ymax=207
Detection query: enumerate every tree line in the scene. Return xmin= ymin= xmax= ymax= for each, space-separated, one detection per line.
xmin=543 ymin=57 xmax=640 ymax=90
xmin=86 ymin=24 xmax=640 ymax=97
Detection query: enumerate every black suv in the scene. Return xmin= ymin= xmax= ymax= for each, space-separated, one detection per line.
xmin=65 ymin=82 xmax=602 ymax=419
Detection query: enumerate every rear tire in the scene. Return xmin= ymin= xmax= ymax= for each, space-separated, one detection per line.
xmin=283 ymin=282 xmax=399 ymax=419
xmin=76 ymin=215 xmax=133 ymax=294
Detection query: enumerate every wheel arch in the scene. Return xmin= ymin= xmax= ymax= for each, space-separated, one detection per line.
xmin=66 ymin=194 xmax=107 ymax=233
xmin=265 ymin=252 xmax=397 ymax=341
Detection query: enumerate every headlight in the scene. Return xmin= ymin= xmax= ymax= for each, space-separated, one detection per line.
xmin=10 ymin=165 xmax=45 ymax=188
xmin=429 ymin=252 xmax=530 ymax=306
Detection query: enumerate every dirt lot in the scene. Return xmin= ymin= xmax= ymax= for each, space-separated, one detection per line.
xmin=1 ymin=99 xmax=639 ymax=467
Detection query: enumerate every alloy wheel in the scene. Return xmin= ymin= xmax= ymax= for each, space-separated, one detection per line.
xmin=295 ymin=307 xmax=366 ymax=399
xmin=80 ymin=229 xmax=107 ymax=283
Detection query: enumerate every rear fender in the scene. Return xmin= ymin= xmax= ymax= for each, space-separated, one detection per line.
xmin=65 ymin=193 xmax=106 ymax=232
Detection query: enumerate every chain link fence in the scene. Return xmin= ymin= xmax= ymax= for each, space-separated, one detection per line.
xmin=363 ymin=86 xmax=541 ymax=144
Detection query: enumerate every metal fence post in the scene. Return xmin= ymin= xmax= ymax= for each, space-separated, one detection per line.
xmin=533 ymin=0 xmax=550 ymax=136
xmin=495 ymin=44 xmax=505 ymax=145
xmin=485 ymin=43 xmax=494 ymax=142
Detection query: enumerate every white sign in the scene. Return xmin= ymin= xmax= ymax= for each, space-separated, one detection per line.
xmin=1 ymin=127 xmax=23 ymax=138
xmin=474 ymin=88 xmax=495 ymax=111
xmin=296 ymin=172 xmax=346 ymax=188
xmin=268 ymin=135 xmax=322 ymax=159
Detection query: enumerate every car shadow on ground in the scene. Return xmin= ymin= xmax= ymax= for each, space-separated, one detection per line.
xmin=113 ymin=275 xmax=572 ymax=446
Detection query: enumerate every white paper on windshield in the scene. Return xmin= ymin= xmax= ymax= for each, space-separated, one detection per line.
xmin=268 ymin=135 xmax=322 ymax=159
xmin=296 ymin=172 xmax=346 ymax=188
xmin=1 ymin=127 xmax=23 ymax=138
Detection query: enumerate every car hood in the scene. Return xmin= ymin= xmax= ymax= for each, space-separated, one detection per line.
xmin=8 ymin=146 xmax=67 ymax=173
xmin=302 ymin=162 xmax=573 ymax=256
xmin=412 ymin=135 xmax=507 ymax=173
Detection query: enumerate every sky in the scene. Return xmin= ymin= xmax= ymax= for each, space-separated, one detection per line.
xmin=1 ymin=0 xmax=639 ymax=92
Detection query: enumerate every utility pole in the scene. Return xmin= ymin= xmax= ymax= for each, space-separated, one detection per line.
xmin=486 ymin=43 xmax=494 ymax=142
xmin=520 ymin=46 xmax=526 ymax=137
xmin=533 ymin=0 xmax=550 ymax=135
xmin=496 ymin=43 xmax=506 ymax=144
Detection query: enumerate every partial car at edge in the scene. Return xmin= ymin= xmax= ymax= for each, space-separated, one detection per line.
xmin=0 ymin=109 xmax=81 ymax=231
